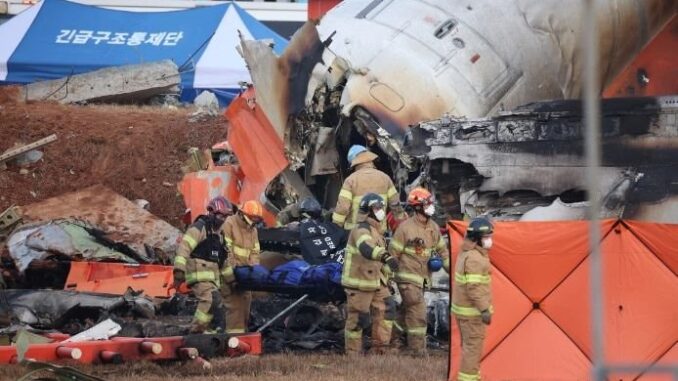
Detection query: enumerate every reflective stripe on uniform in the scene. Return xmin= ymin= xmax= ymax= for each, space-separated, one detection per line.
xmin=395 ymin=271 xmax=426 ymax=286
xmin=194 ymin=309 xmax=212 ymax=324
xmin=345 ymin=329 xmax=362 ymax=339
xmin=443 ymin=257 xmax=450 ymax=271
xmin=436 ymin=237 xmax=446 ymax=250
xmin=390 ymin=239 xmax=405 ymax=252
xmin=174 ymin=256 xmax=187 ymax=266
xmin=339 ymin=189 xmax=353 ymax=200
xmin=451 ymin=303 xmax=494 ymax=317
xmin=457 ymin=371 xmax=480 ymax=381
xmin=332 ymin=212 xmax=347 ymax=224
xmin=341 ymin=245 xmax=380 ymax=290
xmin=387 ymin=186 xmax=398 ymax=199
xmin=221 ymin=266 xmax=235 ymax=282
xmin=227 ymin=328 xmax=246 ymax=334
xmin=371 ymin=245 xmax=385 ymax=260
xmin=356 ymin=234 xmax=372 ymax=247
xmin=403 ymin=246 xmax=433 ymax=257
xmin=185 ymin=270 xmax=218 ymax=285
xmin=455 ymin=272 xmax=491 ymax=284
xmin=233 ymin=245 xmax=250 ymax=258
xmin=183 ymin=235 xmax=198 ymax=249
xmin=406 ymin=326 xmax=427 ymax=336
xmin=381 ymin=320 xmax=394 ymax=330
xmin=225 ymin=237 xmax=234 ymax=246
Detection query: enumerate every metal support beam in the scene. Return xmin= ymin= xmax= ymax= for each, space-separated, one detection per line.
xmin=582 ymin=0 xmax=605 ymax=380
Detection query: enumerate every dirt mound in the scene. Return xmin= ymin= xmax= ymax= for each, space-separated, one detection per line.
xmin=0 ymin=87 xmax=227 ymax=226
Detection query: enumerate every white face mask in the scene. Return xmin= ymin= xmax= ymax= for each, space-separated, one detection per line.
xmin=374 ymin=209 xmax=386 ymax=222
xmin=424 ymin=204 xmax=435 ymax=217
xmin=481 ymin=237 xmax=493 ymax=249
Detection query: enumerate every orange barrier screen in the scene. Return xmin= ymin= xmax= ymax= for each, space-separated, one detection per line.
xmin=447 ymin=219 xmax=678 ymax=381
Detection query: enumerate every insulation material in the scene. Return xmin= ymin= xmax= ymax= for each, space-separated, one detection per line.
xmin=446 ymin=220 xmax=678 ymax=381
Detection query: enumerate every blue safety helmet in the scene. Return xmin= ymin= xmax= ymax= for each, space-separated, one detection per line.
xmin=347 ymin=145 xmax=367 ymax=164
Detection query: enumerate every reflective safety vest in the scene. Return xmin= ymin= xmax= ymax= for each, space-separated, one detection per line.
xmin=389 ymin=216 xmax=450 ymax=288
xmin=451 ymin=245 xmax=493 ymax=318
xmin=341 ymin=218 xmax=387 ymax=291
xmin=332 ymin=163 xmax=400 ymax=231
xmin=173 ymin=216 xmax=227 ymax=287
xmin=222 ymin=214 xmax=260 ymax=270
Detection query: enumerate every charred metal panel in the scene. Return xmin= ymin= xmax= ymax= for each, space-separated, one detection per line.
xmin=407 ymin=96 xmax=678 ymax=222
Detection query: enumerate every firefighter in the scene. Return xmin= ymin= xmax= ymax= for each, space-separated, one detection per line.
xmin=451 ymin=216 xmax=494 ymax=381
xmin=389 ymin=187 xmax=450 ymax=355
xmin=342 ymin=193 xmax=400 ymax=355
xmin=332 ymin=145 xmax=404 ymax=232
xmin=173 ymin=196 xmax=233 ymax=333
xmin=221 ymin=200 xmax=263 ymax=334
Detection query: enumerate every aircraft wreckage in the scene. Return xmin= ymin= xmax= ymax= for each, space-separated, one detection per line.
xmin=191 ymin=0 xmax=678 ymax=224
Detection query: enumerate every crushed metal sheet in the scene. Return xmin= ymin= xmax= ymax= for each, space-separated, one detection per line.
xmin=7 ymin=219 xmax=142 ymax=272
xmin=0 ymin=289 xmax=154 ymax=330
xmin=62 ymin=318 xmax=121 ymax=343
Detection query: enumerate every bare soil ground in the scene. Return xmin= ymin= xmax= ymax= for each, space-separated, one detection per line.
xmin=0 ymin=353 xmax=449 ymax=381
xmin=0 ymin=86 xmax=227 ymax=227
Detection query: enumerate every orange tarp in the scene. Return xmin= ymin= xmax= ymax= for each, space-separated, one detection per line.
xmin=447 ymin=219 xmax=678 ymax=381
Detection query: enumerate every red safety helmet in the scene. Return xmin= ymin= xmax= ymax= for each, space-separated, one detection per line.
xmin=206 ymin=196 xmax=234 ymax=217
xmin=407 ymin=187 xmax=433 ymax=207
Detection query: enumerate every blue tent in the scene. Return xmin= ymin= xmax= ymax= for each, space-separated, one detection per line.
xmin=0 ymin=0 xmax=287 ymax=105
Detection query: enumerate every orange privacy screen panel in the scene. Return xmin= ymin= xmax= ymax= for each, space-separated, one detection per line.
xmin=447 ymin=220 xmax=678 ymax=381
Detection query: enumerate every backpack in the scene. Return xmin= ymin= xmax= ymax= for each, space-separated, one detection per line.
xmin=269 ymin=260 xmax=311 ymax=286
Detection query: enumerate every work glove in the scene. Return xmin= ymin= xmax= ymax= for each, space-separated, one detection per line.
xmin=173 ymin=269 xmax=185 ymax=288
xmin=382 ymin=255 xmax=400 ymax=272
xmin=481 ymin=309 xmax=492 ymax=325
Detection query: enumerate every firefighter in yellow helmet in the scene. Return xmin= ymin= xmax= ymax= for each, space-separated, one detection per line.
xmin=342 ymin=193 xmax=399 ymax=355
xmin=220 ymin=200 xmax=263 ymax=334
xmin=173 ymin=196 xmax=233 ymax=333
xmin=451 ymin=216 xmax=494 ymax=381
xmin=332 ymin=145 xmax=405 ymax=232
xmin=389 ymin=187 xmax=450 ymax=355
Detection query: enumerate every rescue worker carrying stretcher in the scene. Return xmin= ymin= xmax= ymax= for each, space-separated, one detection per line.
xmin=389 ymin=187 xmax=450 ymax=355
xmin=451 ymin=216 xmax=494 ymax=381
xmin=173 ymin=196 xmax=233 ymax=333
xmin=221 ymin=200 xmax=263 ymax=334
xmin=332 ymin=145 xmax=405 ymax=232
xmin=342 ymin=193 xmax=399 ymax=355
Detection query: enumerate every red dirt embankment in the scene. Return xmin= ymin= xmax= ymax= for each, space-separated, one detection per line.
xmin=0 ymin=86 xmax=227 ymax=226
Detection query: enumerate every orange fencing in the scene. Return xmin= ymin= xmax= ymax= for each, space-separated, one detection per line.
xmin=447 ymin=219 xmax=678 ymax=381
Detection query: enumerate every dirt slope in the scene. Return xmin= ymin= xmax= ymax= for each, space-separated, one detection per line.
xmin=0 ymin=86 xmax=227 ymax=226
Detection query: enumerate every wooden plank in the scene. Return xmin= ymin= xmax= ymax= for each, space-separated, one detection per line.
xmin=0 ymin=134 xmax=57 ymax=163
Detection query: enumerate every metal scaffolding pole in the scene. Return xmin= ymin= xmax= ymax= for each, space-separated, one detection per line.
xmin=581 ymin=0 xmax=605 ymax=380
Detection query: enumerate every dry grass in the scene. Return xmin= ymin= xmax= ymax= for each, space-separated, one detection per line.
xmin=0 ymin=353 xmax=449 ymax=381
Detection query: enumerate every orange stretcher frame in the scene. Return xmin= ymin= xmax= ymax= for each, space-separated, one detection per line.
xmin=446 ymin=219 xmax=678 ymax=381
